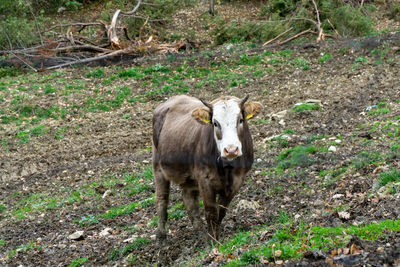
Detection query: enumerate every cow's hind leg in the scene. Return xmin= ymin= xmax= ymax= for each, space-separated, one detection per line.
xmin=154 ymin=168 xmax=170 ymax=243
xmin=182 ymin=187 xmax=203 ymax=231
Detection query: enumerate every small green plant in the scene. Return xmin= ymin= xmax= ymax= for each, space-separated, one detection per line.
xmin=75 ymin=214 xmax=99 ymax=226
xmin=319 ymin=53 xmax=332 ymax=63
xmin=277 ymin=145 xmax=316 ymax=169
xmin=293 ymin=58 xmax=310 ymax=70
xmin=169 ymin=202 xmax=186 ymax=220
xmin=378 ymin=169 xmax=400 ymax=187
xmin=368 ymin=102 xmax=389 ymax=116
xmin=355 ymin=56 xmax=368 ymax=64
xmin=0 ymin=204 xmax=6 ymax=213
xmin=0 ymin=240 xmax=5 ymax=246
xmin=86 ymin=68 xmax=105 ymax=79
xmin=292 ymin=103 xmax=321 ymax=112
xmin=67 ymin=257 xmax=88 ymax=267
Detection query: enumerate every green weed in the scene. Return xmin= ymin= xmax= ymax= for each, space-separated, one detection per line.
xmin=293 ymin=58 xmax=310 ymax=70
xmin=292 ymin=103 xmax=321 ymax=112
xmin=75 ymin=214 xmax=99 ymax=226
xmin=169 ymin=202 xmax=186 ymax=220
xmin=86 ymin=68 xmax=105 ymax=78
xmin=378 ymin=169 xmax=400 ymax=187
xmin=277 ymin=146 xmax=316 ymax=169
xmin=319 ymin=53 xmax=332 ymax=63
xmin=68 ymin=257 xmax=89 ymax=267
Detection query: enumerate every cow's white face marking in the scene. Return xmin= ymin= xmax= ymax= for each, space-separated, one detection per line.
xmin=212 ymin=99 xmax=243 ymax=160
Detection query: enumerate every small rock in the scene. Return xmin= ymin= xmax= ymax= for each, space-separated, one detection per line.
xmin=58 ymin=244 xmax=67 ymax=249
xmin=57 ymin=6 xmax=66 ymax=13
xmin=314 ymin=199 xmax=324 ymax=206
xmin=332 ymin=194 xmax=344 ymax=199
xmin=235 ymin=200 xmax=260 ymax=211
xmin=123 ymin=235 xmax=139 ymax=243
xmin=328 ymin=146 xmax=337 ymax=152
xmin=338 ymin=211 xmax=350 ymax=220
xmin=270 ymin=110 xmax=287 ymax=120
xmin=150 ymin=235 xmax=156 ymax=240
xmin=294 ymin=214 xmax=301 ymax=221
xmin=102 ymin=189 xmax=112 ymax=199
xmin=276 ymin=260 xmax=284 ymax=265
xmin=68 ymin=231 xmax=84 ymax=240
xmin=376 ymin=247 xmax=384 ymax=252
xmin=335 ymin=139 xmax=341 ymax=144
xmin=99 ymin=227 xmax=113 ymax=237
xmin=142 ymin=160 xmax=150 ymax=164
xmin=278 ymin=119 xmax=285 ymax=126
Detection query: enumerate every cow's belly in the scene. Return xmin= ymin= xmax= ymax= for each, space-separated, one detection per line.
xmin=159 ymin=156 xmax=194 ymax=186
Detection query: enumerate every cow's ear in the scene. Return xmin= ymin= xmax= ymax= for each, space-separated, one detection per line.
xmin=244 ymin=102 xmax=262 ymax=120
xmin=192 ymin=108 xmax=211 ymax=124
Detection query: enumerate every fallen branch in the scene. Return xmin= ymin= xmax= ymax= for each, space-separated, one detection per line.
xmin=46 ymin=49 xmax=131 ymax=70
xmin=278 ymin=29 xmax=313 ymax=45
xmin=263 ymin=27 xmax=293 ymax=46
xmin=9 ymin=52 xmax=37 ymax=72
xmin=50 ymin=44 xmax=112 ymax=53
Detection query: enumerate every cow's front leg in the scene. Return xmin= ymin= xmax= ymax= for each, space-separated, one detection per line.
xmin=217 ymin=193 xmax=235 ymax=226
xmin=201 ymin=189 xmax=220 ymax=241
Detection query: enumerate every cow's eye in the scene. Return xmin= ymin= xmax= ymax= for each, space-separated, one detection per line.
xmin=213 ymin=122 xmax=218 ymax=127
xmin=239 ymin=118 xmax=244 ymax=124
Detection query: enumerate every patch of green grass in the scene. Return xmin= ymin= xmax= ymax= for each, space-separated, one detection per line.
xmin=86 ymin=68 xmax=105 ymax=78
xmin=75 ymin=214 xmax=99 ymax=226
xmin=293 ymin=58 xmax=310 ymax=70
xmin=108 ymin=238 xmax=151 ymax=260
xmin=0 ymin=204 xmax=6 ymax=213
xmin=352 ymin=151 xmax=383 ymax=169
xmin=277 ymin=145 xmax=316 ymax=169
xmin=0 ymin=240 xmax=5 ymax=246
xmin=319 ymin=53 xmax=332 ymax=63
xmin=213 ymin=219 xmax=400 ymax=265
xmin=102 ymin=201 xmax=139 ymax=219
xmin=118 ymin=67 xmax=144 ymax=79
xmin=378 ymin=169 xmax=400 ymax=187
xmin=292 ymin=103 xmax=321 ymax=112
xmin=169 ymin=202 xmax=186 ymax=220
xmin=355 ymin=56 xmax=368 ymax=64
xmin=219 ymin=231 xmax=255 ymax=255
xmin=68 ymin=257 xmax=89 ymax=267
xmin=368 ymin=102 xmax=389 ymax=116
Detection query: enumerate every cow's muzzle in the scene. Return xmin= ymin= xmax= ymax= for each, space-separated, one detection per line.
xmin=223 ymin=145 xmax=240 ymax=159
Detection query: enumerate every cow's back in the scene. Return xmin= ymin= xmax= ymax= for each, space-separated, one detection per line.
xmin=153 ymin=95 xmax=213 ymax=180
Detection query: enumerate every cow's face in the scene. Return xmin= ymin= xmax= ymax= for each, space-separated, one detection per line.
xmin=192 ymin=96 xmax=262 ymax=160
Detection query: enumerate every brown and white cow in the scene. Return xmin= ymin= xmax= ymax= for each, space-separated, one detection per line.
xmin=152 ymin=95 xmax=262 ymax=242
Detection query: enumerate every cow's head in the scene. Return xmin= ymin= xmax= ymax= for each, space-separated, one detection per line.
xmin=192 ymin=96 xmax=262 ymax=160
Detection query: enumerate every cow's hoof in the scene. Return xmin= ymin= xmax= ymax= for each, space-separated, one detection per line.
xmin=156 ymin=230 xmax=167 ymax=245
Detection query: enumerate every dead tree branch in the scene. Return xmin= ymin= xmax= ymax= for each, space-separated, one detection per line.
xmin=46 ymin=49 xmax=130 ymax=70
xmin=263 ymin=27 xmax=293 ymax=46
xmin=310 ymin=0 xmax=325 ymax=42
xmin=278 ymin=29 xmax=313 ymax=45
xmin=9 ymin=52 xmax=37 ymax=72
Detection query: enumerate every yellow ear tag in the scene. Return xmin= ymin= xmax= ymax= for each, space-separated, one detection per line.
xmin=202 ymin=118 xmax=210 ymax=124
xmin=246 ymin=113 xmax=253 ymax=119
